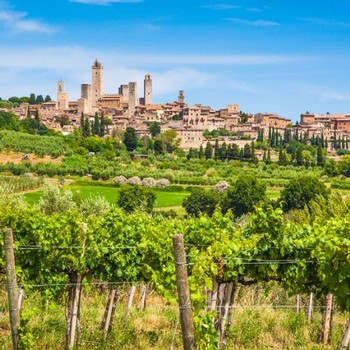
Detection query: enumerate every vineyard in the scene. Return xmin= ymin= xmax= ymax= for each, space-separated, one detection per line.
xmin=2 ymin=196 xmax=350 ymax=349
xmin=2 ymin=119 xmax=350 ymax=348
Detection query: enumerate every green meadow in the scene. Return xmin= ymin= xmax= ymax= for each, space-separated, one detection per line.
xmin=24 ymin=184 xmax=190 ymax=209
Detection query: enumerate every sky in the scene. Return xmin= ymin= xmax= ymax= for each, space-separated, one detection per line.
xmin=1 ymin=0 xmax=350 ymax=121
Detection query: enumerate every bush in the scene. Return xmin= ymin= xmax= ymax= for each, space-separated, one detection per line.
xmin=280 ymin=175 xmax=330 ymax=212
xmin=182 ymin=188 xmax=222 ymax=217
xmin=223 ymin=175 xmax=266 ymax=217
xmin=118 ymin=185 xmax=156 ymax=213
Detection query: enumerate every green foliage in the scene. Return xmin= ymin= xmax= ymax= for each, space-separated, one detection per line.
xmin=0 ymin=130 xmax=67 ymax=156
xmin=147 ymin=121 xmax=161 ymax=137
xmin=280 ymin=175 xmax=330 ymax=212
xmin=79 ymin=194 xmax=111 ymax=217
xmin=124 ymin=127 xmax=137 ymax=152
xmin=39 ymin=185 xmax=76 ymax=215
xmin=117 ymin=184 xmax=156 ymax=213
xmin=223 ymin=175 xmax=266 ymax=217
xmin=182 ymin=188 xmax=222 ymax=217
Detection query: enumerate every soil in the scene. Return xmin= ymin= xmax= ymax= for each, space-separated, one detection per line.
xmin=0 ymin=152 xmax=62 ymax=164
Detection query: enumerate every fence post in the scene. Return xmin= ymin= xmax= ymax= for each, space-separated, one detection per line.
xmin=3 ymin=228 xmax=20 ymax=350
xmin=172 ymin=234 xmax=195 ymax=350
xmin=307 ymin=293 xmax=314 ymax=324
xmin=338 ymin=317 xmax=350 ymax=350
xmin=321 ymin=294 xmax=334 ymax=344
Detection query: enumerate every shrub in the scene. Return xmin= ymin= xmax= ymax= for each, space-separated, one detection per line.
xmin=223 ymin=175 xmax=266 ymax=217
xmin=156 ymin=178 xmax=170 ymax=188
xmin=280 ymin=175 xmax=330 ymax=212
xmin=182 ymin=188 xmax=222 ymax=217
xmin=215 ymin=181 xmax=229 ymax=192
xmin=142 ymin=177 xmax=157 ymax=188
xmin=118 ymin=185 xmax=156 ymax=213
xmin=127 ymin=176 xmax=142 ymax=186
xmin=113 ymin=175 xmax=127 ymax=184
xmin=39 ymin=185 xmax=76 ymax=215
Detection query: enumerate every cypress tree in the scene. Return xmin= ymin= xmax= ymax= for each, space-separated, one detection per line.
xmin=93 ymin=113 xmax=100 ymax=136
xmin=296 ymin=147 xmax=303 ymax=166
xmin=99 ymin=113 xmax=106 ymax=137
xmin=214 ymin=139 xmax=220 ymax=160
xmin=199 ymin=145 xmax=204 ymax=159
xmin=221 ymin=142 xmax=227 ymax=160
xmin=317 ymin=145 xmax=325 ymax=167
xmin=205 ymin=142 xmax=213 ymax=159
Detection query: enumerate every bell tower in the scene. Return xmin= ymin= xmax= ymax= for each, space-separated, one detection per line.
xmin=144 ymin=73 xmax=153 ymax=105
xmin=91 ymin=59 xmax=104 ymax=107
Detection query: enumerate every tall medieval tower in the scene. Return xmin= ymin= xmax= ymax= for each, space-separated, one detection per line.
xmin=91 ymin=59 xmax=103 ymax=107
xmin=56 ymin=80 xmax=69 ymax=110
xmin=144 ymin=73 xmax=153 ymax=105
xmin=128 ymin=82 xmax=138 ymax=117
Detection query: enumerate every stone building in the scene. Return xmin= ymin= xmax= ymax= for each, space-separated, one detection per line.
xmin=128 ymin=82 xmax=138 ymax=118
xmin=56 ymin=81 xmax=69 ymax=110
xmin=91 ymin=59 xmax=103 ymax=108
xmin=144 ymin=73 xmax=153 ymax=105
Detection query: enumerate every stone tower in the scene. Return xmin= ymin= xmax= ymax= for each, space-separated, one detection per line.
xmin=56 ymin=81 xmax=69 ymax=110
xmin=119 ymin=84 xmax=129 ymax=102
xmin=78 ymin=83 xmax=92 ymax=115
xmin=128 ymin=82 xmax=138 ymax=117
xmin=178 ymin=90 xmax=185 ymax=104
xmin=144 ymin=73 xmax=153 ymax=105
xmin=92 ymin=59 xmax=103 ymax=107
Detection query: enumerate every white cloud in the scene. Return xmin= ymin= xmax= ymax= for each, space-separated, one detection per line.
xmin=300 ymin=84 xmax=350 ymax=102
xmin=227 ymin=17 xmax=280 ymax=27
xmin=69 ymin=0 xmax=142 ymax=5
xmin=0 ymin=10 xmax=57 ymax=33
xmin=0 ymin=46 xmax=311 ymax=70
xmin=202 ymin=4 xmax=241 ymax=10
xmin=0 ymin=45 xmax=313 ymax=101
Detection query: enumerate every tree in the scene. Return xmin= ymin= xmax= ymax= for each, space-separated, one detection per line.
xmin=317 ymin=145 xmax=325 ymax=167
xmin=93 ymin=113 xmax=100 ymax=136
xmin=182 ymin=188 xmax=222 ymax=217
xmin=205 ymin=142 xmax=213 ymax=159
xmin=83 ymin=118 xmax=91 ymax=137
xmin=44 ymin=95 xmax=52 ymax=102
xmin=223 ymin=175 xmax=266 ymax=217
xmin=99 ymin=113 xmax=106 ymax=137
xmin=214 ymin=139 xmax=220 ymax=159
xmin=280 ymin=175 xmax=330 ymax=212
xmin=199 ymin=145 xmax=204 ymax=159
xmin=243 ymin=143 xmax=252 ymax=159
xmin=118 ymin=185 xmax=156 ymax=213
xmin=39 ymin=185 xmax=76 ymax=215
xmin=123 ymin=127 xmax=138 ymax=152
xmin=35 ymin=95 xmax=44 ymax=104
xmin=220 ymin=142 xmax=227 ymax=160
xmin=29 ymin=93 xmax=36 ymax=104
xmin=148 ymin=122 xmax=161 ymax=138
xmin=278 ymin=148 xmax=287 ymax=166
xmin=296 ymin=147 xmax=303 ymax=166
xmin=154 ymin=130 xmax=180 ymax=154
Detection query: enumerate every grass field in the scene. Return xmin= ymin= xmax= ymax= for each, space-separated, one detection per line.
xmin=24 ymin=185 xmax=190 ymax=209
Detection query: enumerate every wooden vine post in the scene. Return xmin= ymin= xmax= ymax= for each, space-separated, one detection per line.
xmin=338 ymin=318 xmax=350 ymax=350
xmin=307 ymin=293 xmax=314 ymax=324
xmin=101 ymin=287 xmax=119 ymax=336
xmin=321 ymin=294 xmax=334 ymax=345
xmin=172 ymin=234 xmax=195 ymax=350
xmin=65 ymin=223 xmax=87 ymax=349
xmin=3 ymin=228 xmax=20 ymax=350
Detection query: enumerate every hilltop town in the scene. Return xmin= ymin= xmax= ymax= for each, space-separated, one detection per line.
xmin=3 ymin=59 xmax=350 ymax=152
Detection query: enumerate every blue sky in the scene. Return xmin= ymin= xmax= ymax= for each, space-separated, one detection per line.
xmin=1 ymin=0 xmax=350 ymax=120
